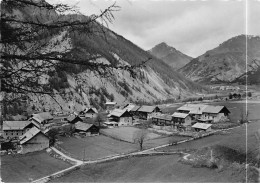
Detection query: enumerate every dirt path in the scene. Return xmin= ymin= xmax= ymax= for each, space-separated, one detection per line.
xmin=50 ymin=147 xmax=83 ymax=165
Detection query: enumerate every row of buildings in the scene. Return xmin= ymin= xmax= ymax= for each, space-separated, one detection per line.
xmin=104 ymin=103 xmax=230 ymax=132
xmin=151 ymin=103 xmax=230 ymax=132
xmin=1 ymin=108 xmax=101 ymax=154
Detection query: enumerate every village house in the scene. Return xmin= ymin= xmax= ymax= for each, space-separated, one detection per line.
xmin=67 ymin=114 xmax=83 ymax=124
xmin=107 ymin=109 xmax=133 ymax=126
xmin=74 ymin=122 xmax=100 ymax=136
xmin=29 ymin=112 xmax=53 ymax=128
xmin=172 ymin=112 xmax=192 ymax=127
xmin=177 ymin=104 xmax=209 ymax=121
xmin=123 ymin=104 xmax=141 ymax=117
xmin=105 ymin=102 xmax=117 ymax=113
xmin=137 ymin=105 xmax=162 ymax=120
xmin=151 ymin=114 xmax=173 ymax=126
xmin=84 ymin=107 xmax=98 ymax=118
xmin=2 ymin=121 xmax=37 ymax=139
xmin=192 ymin=123 xmax=212 ymax=132
xmin=199 ymin=105 xmax=230 ymax=123
xmin=19 ymin=126 xmax=49 ymax=154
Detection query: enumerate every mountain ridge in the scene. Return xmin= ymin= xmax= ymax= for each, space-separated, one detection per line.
xmin=179 ymin=34 xmax=260 ymax=84
xmin=148 ymin=42 xmax=193 ymax=70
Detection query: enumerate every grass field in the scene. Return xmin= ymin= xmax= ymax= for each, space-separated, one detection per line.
xmin=100 ymin=127 xmax=162 ymax=143
xmin=1 ymin=151 xmax=70 ymax=183
xmin=160 ymin=101 xmax=260 ymax=158
xmin=57 ymin=135 xmax=138 ymax=160
xmin=49 ymin=154 xmax=244 ymax=183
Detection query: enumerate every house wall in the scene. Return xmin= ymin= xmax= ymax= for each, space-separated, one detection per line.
xmin=119 ymin=117 xmax=133 ymax=126
xmin=3 ymin=127 xmax=32 ymax=139
xmin=85 ymin=113 xmax=97 ymax=118
xmin=20 ymin=133 xmax=49 ymax=154
xmin=202 ymin=112 xmax=227 ymax=123
xmin=183 ymin=116 xmax=192 ymax=126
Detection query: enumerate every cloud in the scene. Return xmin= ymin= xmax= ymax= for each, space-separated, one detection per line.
xmin=49 ymin=0 xmax=257 ymax=57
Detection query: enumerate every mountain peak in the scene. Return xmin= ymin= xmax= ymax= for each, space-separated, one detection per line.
xmin=149 ymin=42 xmax=193 ymax=70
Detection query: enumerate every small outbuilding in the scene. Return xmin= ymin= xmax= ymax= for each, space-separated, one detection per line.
xmin=105 ymin=102 xmax=117 ymax=113
xmin=192 ymin=123 xmax=212 ymax=132
xmin=19 ymin=127 xmax=49 ymax=154
xmin=75 ymin=122 xmax=100 ymax=135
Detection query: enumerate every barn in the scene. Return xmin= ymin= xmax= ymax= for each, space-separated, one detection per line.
xmin=19 ymin=127 xmax=49 ymax=154
xmin=151 ymin=114 xmax=173 ymax=126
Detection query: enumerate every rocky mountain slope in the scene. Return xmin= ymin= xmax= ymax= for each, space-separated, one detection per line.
xmin=179 ymin=35 xmax=260 ymax=83
xmin=148 ymin=42 xmax=193 ymax=70
xmin=3 ymin=0 xmax=206 ymax=114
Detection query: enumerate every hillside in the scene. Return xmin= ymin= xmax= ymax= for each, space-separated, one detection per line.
xmin=148 ymin=42 xmax=193 ymax=70
xmin=3 ymin=0 xmax=206 ymax=114
xmin=179 ymin=35 xmax=260 ymax=83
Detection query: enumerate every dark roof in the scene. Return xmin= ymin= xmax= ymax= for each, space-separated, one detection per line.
xmin=67 ymin=114 xmax=82 ymax=122
xmin=75 ymin=122 xmax=97 ymax=132
xmin=108 ymin=109 xmax=131 ymax=118
xmin=84 ymin=107 xmax=98 ymax=114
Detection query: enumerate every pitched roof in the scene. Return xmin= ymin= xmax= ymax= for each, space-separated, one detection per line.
xmin=177 ymin=104 xmax=208 ymax=115
xmin=192 ymin=123 xmax=212 ymax=130
xmin=203 ymin=105 xmax=230 ymax=114
xmin=75 ymin=122 xmax=96 ymax=132
xmin=67 ymin=114 xmax=82 ymax=122
xmin=84 ymin=107 xmax=98 ymax=114
xmin=32 ymin=112 xmax=53 ymax=122
xmin=152 ymin=114 xmax=172 ymax=121
xmin=123 ymin=104 xmax=136 ymax=112
xmin=3 ymin=121 xmax=32 ymax=131
xmin=108 ymin=109 xmax=128 ymax=117
xmin=172 ymin=112 xmax=190 ymax=119
xmin=130 ymin=105 xmax=141 ymax=112
xmin=20 ymin=127 xmax=47 ymax=144
xmin=138 ymin=105 xmax=158 ymax=113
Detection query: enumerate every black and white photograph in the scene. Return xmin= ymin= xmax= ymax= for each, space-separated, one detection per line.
xmin=0 ymin=0 xmax=260 ymax=183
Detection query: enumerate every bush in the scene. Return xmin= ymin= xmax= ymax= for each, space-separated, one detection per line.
xmin=118 ymin=81 xmax=132 ymax=95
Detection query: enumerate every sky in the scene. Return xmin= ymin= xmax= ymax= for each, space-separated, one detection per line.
xmin=50 ymin=0 xmax=260 ymax=57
